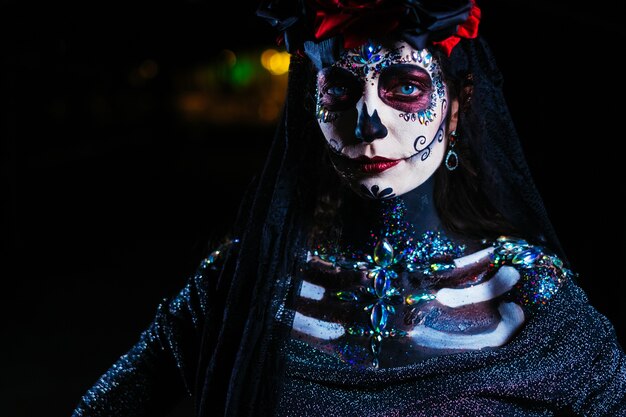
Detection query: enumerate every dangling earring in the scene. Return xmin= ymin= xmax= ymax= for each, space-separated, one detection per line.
xmin=445 ymin=130 xmax=459 ymax=171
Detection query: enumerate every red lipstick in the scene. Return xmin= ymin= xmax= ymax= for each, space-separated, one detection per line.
xmin=353 ymin=155 xmax=401 ymax=174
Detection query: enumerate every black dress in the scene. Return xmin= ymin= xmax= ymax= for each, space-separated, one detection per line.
xmin=72 ymin=238 xmax=626 ymax=416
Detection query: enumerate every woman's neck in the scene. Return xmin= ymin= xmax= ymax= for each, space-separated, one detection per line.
xmin=395 ymin=176 xmax=442 ymax=236
xmin=339 ymin=176 xmax=444 ymax=246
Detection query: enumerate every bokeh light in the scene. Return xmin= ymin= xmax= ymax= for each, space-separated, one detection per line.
xmin=176 ymin=46 xmax=290 ymax=126
xmin=261 ymin=49 xmax=290 ymax=75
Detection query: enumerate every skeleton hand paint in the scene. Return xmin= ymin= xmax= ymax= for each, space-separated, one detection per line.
xmin=316 ymin=41 xmax=457 ymax=199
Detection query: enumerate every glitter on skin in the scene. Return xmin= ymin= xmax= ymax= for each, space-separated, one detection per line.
xmin=453 ymin=246 xmax=494 ymax=267
xmin=408 ymin=302 xmax=525 ymax=349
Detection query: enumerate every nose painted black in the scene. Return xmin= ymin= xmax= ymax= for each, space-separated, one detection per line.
xmin=355 ymin=102 xmax=388 ymax=143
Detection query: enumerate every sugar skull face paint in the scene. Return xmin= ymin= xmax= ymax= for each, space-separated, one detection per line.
xmin=316 ymin=41 xmax=458 ymax=199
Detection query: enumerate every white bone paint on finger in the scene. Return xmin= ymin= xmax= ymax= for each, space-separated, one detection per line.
xmin=408 ymin=302 xmax=525 ymax=349
xmin=299 ymin=280 xmax=325 ymax=301
xmin=436 ymin=266 xmax=520 ymax=308
xmin=453 ymin=247 xmax=494 ymax=268
xmin=292 ymin=311 xmax=345 ymax=340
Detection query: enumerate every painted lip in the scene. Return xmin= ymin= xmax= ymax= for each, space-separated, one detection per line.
xmin=351 ymin=155 xmax=402 ymax=174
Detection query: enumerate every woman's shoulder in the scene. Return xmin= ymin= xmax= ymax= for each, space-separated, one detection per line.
xmin=484 ymin=235 xmax=575 ymax=313
xmin=187 ymin=237 xmax=242 ymax=300
xmin=197 ymin=237 xmax=241 ymax=271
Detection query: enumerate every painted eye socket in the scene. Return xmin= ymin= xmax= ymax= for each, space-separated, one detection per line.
xmin=317 ymin=67 xmax=362 ymax=112
xmin=327 ymin=86 xmax=349 ymax=97
xmin=378 ymin=64 xmax=433 ymax=113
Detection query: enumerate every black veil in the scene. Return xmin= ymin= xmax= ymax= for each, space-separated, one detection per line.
xmin=448 ymin=36 xmax=566 ymax=257
xmin=194 ymin=34 xmax=569 ymax=416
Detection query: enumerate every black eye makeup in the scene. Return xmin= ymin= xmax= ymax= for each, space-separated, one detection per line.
xmin=317 ymin=67 xmax=362 ymax=111
xmin=378 ymin=64 xmax=433 ymax=113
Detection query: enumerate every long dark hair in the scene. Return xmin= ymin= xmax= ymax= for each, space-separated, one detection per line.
xmin=434 ymin=50 xmax=519 ymax=239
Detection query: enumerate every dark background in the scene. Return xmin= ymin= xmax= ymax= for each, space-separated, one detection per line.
xmin=3 ymin=1 xmax=625 ymax=416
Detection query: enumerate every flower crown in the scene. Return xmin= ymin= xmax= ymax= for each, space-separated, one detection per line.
xmin=257 ymin=0 xmax=481 ymax=64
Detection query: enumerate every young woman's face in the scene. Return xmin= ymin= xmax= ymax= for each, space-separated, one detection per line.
xmin=316 ymin=40 xmax=458 ymax=199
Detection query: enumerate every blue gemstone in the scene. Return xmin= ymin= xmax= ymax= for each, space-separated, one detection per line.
xmin=374 ymin=270 xmax=390 ymax=298
xmin=372 ymin=358 xmax=379 ymax=368
xmin=423 ymin=53 xmax=432 ymax=66
xmin=370 ymin=304 xmax=388 ymax=333
xmin=512 ymin=248 xmax=542 ymax=268
xmin=374 ymin=239 xmax=394 ymax=267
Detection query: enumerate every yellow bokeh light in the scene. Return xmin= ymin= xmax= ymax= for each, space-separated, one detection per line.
xmin=261 ymin=49 xmax=290 ymax=75
xmin=268 ymin=51 xmax=290 ymax=75
xmin=261 ymin=49 xmax=278 ymax=70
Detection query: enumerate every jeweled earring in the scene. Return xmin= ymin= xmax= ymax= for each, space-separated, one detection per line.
xmin=445 ymin=130 xmax=459 ymax=171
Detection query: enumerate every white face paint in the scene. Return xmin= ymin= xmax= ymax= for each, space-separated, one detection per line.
xmin=316 ymin=40 xmax=456 ymax=199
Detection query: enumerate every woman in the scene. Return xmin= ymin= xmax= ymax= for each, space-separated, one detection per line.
xmin=72 ymin=1 xmax=626 ymax=415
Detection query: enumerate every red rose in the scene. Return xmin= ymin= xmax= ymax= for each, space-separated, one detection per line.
xmin=433 ymin=0 xmax=481 ymax=56
xmin=313 ymin=0 xmax=408 ymax=48
xmin=312 ymin=0 xmax=480 ymax=55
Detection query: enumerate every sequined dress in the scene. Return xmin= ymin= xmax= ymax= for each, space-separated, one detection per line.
xmin=72 ymin=238 xmax=626 ymax=416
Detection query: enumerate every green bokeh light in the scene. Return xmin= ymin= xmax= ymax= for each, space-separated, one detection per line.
xmin=230 ymin=59 xmax=254 ymax=86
